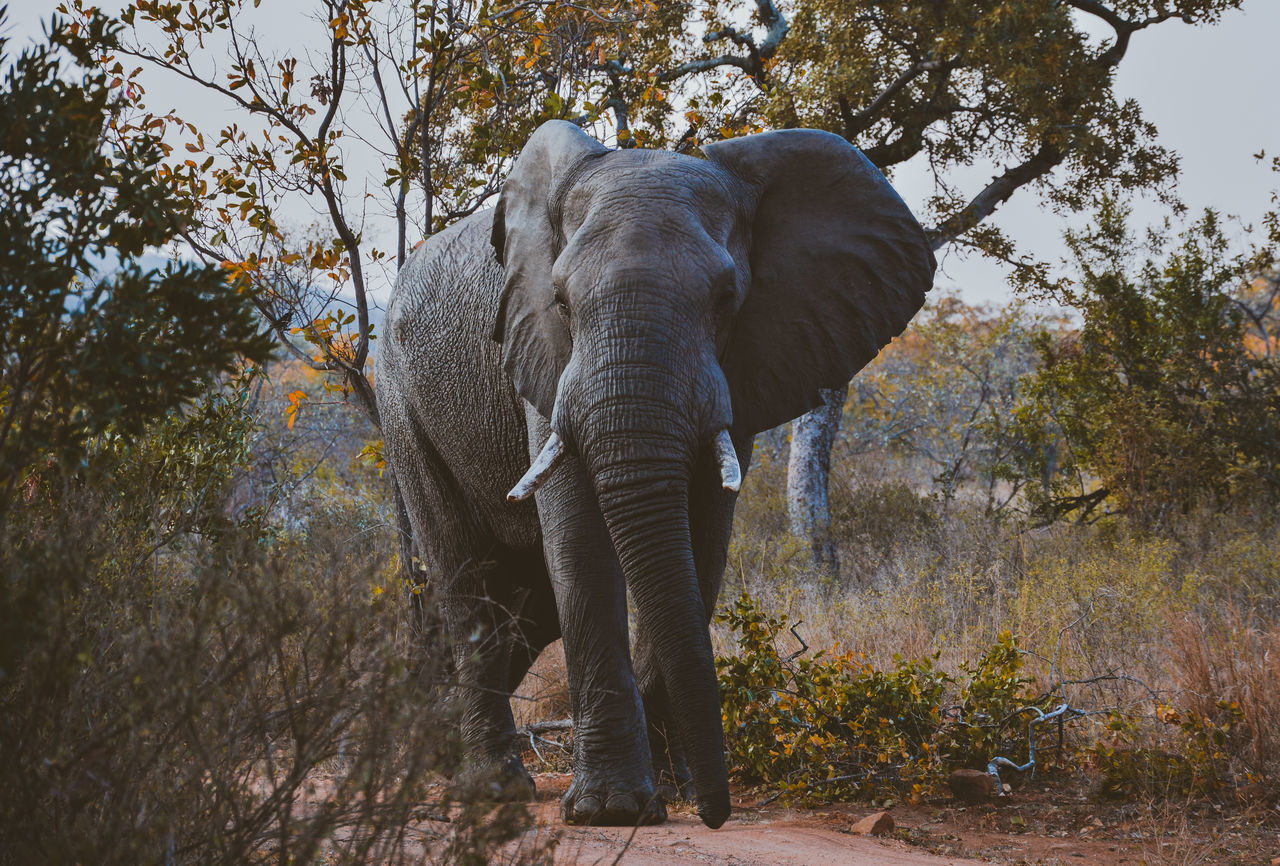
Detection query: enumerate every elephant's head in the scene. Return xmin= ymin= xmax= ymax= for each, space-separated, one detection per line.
xmin=490 ymin=120 xmax=935 ymax=826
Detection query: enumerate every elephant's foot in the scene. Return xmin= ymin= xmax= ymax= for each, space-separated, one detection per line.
xmin=459 ymin=752 xmax=536 ymax=803
xmin=561 ymin=773 xmax=667 ymax=825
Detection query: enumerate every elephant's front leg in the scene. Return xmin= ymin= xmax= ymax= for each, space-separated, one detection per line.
xmin=530 ymin=422 xmax=664 ymax=826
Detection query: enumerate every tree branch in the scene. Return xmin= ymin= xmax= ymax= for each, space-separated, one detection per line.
xmin=1067 ymin=0 xmax=1194 ymax=67
xmin=924 ymin=0 xmax=1192 ymax=252
xmin=658 ymin=0 xmax=788 ymax=86
xmin=755 ymin=0 xmax=789 ymax=57
xmin=841 ymin=58 xmax=951 ymax=139
xmin=926 ymin=142 xmax=1063 ymax=251
xmin=658 ymin=52 xmax=754 ymax=83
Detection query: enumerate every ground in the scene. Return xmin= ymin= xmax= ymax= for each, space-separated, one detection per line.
xmin=515 ymin=772 xmax=1280 ymax=865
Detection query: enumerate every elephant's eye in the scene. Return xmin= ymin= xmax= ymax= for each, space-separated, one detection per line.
xmin=553 ymin=291 xmax=571 ymax=321
xmin=715 ymin=284 xmax=737 ymax=318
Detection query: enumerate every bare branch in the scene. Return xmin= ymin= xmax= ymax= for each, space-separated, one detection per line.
xmin=659 ymin=0 xmax=788 ymax=86
xmin=1067 ymin=0 xmax=1193 ymax=67
xmin=360 ymin=39 xmax=412 ymax=267
xmin=657 ymin=53 xmax=754 ymax=83
xmin=754 ymin=0 xmax=789 ymax=58
xmin=839 ymin=58 xmax=951 ymax=139
xmin=926 ymin=142 xmax=1063 ymax=251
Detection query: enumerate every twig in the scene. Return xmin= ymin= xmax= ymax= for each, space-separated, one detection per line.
xmin=518 ymin=719 xmax=573 ymax=736
xmin=786 ymin=622 xmax=808 ymax=661
xmin=986 ymin=702 xmax=1088 ymax=794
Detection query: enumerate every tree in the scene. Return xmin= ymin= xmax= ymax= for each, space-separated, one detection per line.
xmin=1012 ymin=199 xmax=1280 ymax=524
xmin=753 ymin=0 xmax=1246 ymax=572
xmin=847 ymin=294 xmax=1055 ymax=512
xmin=514 ymin=0 xmax=1246 ymax=569
xmin=90 ymin=6 xmax=648 ymax=453
xmin=59 ymin=0 xmax=645 ymax=593
xmin=60 ymin=0 xmax=649 ymax=424
xmin=0 ymin=9 xmax=271 ymax=519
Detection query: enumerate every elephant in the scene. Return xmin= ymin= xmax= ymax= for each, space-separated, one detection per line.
xmin=375 ymin=120 xmax=936 ymax=829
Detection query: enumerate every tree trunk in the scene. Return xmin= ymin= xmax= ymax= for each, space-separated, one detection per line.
xmin=787 ymin=385 xmax=846 ymax=578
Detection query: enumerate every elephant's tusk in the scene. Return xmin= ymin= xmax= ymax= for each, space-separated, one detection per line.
xmin=712 ymin=429 xmax=741 ymax=493
xmin=507 ymin=431 xmax=567 ymax=502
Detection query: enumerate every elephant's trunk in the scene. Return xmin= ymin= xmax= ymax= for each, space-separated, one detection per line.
xmin=588 ymin=454 xmax=730 ymax=828
xmin=562 ymin=363 xmax=728 ymax=828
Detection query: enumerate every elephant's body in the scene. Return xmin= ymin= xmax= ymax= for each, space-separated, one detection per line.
xmin=380 ymin=212 xmax=539 ymax=555
xmin=376 ymin=121 xmax=936 ymax=829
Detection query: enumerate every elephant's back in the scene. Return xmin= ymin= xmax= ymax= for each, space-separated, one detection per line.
xmin=385 ymin=211 xmax=504 ymax=347
xmin=379 ymin=210 xmax=538 ymax=549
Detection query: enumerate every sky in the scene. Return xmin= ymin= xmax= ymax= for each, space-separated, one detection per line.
xmin=7 ymin=0 xmax=1279 ymax=307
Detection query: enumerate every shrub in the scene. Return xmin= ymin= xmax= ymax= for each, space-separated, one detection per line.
xmin=846 ymin=293 xmax=1055 ymax=510
xmin=0 ymin=9 xmax=272 ymax=507
xmin=1094 ymin=702 xmax=1244 ymax=799
xmin=1014 ymin=201 xmax=1280 ymax=524
xmin=936 ymin=632 xmax=1045 ymax=772
xmin=0 ymin=379 xmax=548 ymax=864
xmin=720 ymin=498 xmax=1280 ymax=805
xmin=716 ymin=594 xmax=1056 ymax=805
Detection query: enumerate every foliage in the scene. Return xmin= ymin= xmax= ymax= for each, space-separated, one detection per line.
xmin=0 ymin=17 xmax=547 ymax=859
xmin=0 ymin=9 xmax=272 ymax=511
xmin=763 ymin=0 xmax=1214 ymax=263
xmin=236 ymin=358 xmax=389 ymax=534
xmin=727 ymin=453 xmax=1280 ymax=800
xmin=935 ymin=633 xmax=1042 ymax=772
xmin=1094 ymin=701 xmax=1245 ymax=799
xmin=1013 ymin=200 xmax=1280 ymax=524
xmin=716 ymin=593 xmax=1057 ymax=805
xmin=51 ymin=0 xmax=1251 ymax=423
xmin=56 ymin=0 xmax=660 ymax=425
xmin=0 ymin=373 xmax=548 ymax=864
xmin=718 ymin=593 xmax=946 ymax=804
xmin=846 ymin=294 xmax=1056 ymax=509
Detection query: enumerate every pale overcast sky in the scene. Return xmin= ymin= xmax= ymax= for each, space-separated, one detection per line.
xmin=7 ymin=0 xmax=1279 ymax=306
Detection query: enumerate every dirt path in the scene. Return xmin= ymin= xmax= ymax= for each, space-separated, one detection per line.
xmin=545 ymin=813 xmax=969 ymax=865
xmin=519 ymin=772 xmax=1280 ymax=865
xmin=529 ymin=774 xmax=968 ymax=865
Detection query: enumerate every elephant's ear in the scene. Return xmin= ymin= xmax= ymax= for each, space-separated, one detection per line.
xmin=491 ymin=120 xmax=608 ymax=418
xmin=703 ymin=129 xmax=936 ymax=435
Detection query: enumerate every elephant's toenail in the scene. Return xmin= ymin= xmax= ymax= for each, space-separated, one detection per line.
xmin=604 ymin=793 xmax=637 ymax=814
xmin=573 ymin=794 xmax=603 ymax=820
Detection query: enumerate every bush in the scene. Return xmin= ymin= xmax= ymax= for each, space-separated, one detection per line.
xmin=716 ymin=594 xmax=1058 ymax=805
xmin=0 ymin=15 xmax=551 ymax=860
xmin=723 ymin=484 xmax=1280 ymax=805
xmin=0 ymin=10 xmax=272 ymax=505
xmin=0 ymin=387 xmax=554 ymax=864
xmin=846 ymin=293 xmax=1055 ymax=510
xmin=1014 ymin=201 xmax=1280 ymax=524
xmin=1094 ymin=702 xmax=1245 ymax=799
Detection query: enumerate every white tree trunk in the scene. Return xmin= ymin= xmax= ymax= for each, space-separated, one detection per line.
xmin=787 ymin=385 xmax=847 ymax=577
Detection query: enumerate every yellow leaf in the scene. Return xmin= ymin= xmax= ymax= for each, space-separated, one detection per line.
xmin=286 ymin=389 xmax=308 ymax=429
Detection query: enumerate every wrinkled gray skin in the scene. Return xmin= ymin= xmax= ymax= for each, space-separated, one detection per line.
xmin=376 ymin=121 xmax=935 ymax=829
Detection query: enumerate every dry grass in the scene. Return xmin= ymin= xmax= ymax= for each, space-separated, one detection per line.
xmin=513 ymin=640 xmax=571 ymax=730
xmin=1170 ymin=612 xmax=1280 ymax=779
